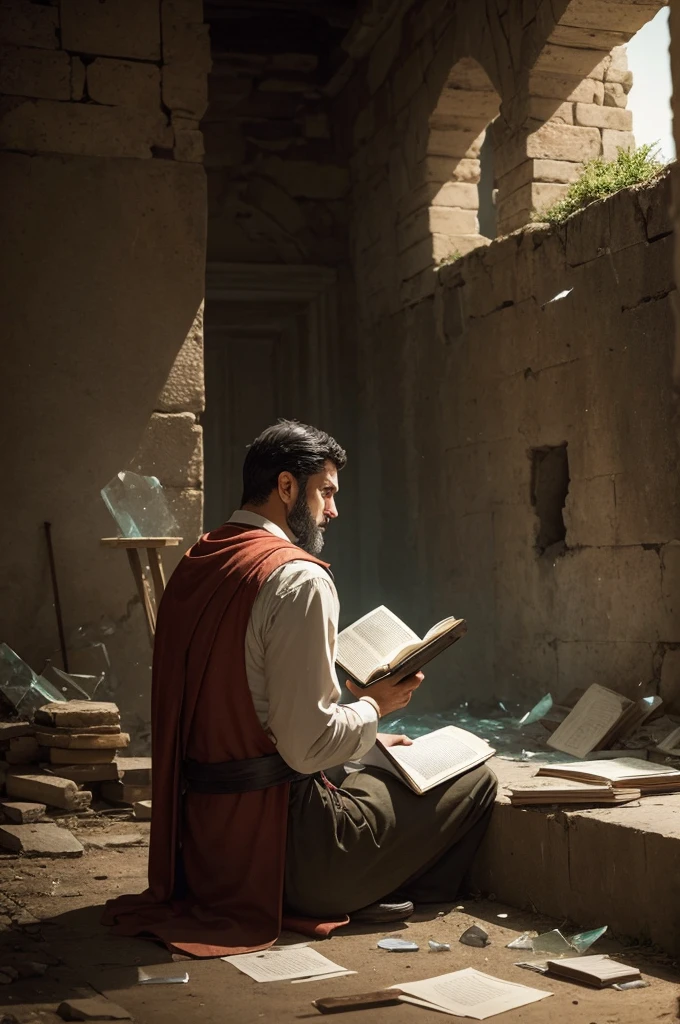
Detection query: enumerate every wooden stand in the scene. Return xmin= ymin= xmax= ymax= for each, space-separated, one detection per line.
xmin=100 ymin=537 xmax=182 ymax=644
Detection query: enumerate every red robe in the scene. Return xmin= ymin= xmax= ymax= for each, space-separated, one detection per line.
xmin=102 ymin=524 xmax=348 ymax=957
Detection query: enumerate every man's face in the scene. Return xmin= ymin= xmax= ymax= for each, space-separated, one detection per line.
xmin=286 ymin=460 xmax=339 ymax=555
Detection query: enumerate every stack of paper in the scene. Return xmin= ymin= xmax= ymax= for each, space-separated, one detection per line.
xmin=507 ymin=777 xmax=641 ymax=806
xmin=222 ymin=946 xmax=354 ymax=984
xmin=545 ymin=954 xmax=641 ymax=988
xmin=394 ymin=968 xmax=551 ymax=1019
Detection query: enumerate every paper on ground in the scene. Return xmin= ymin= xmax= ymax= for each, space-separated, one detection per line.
xmin=394 ymin=967 xmax=551 ymax=1019
xmin=290 ymin=971 xmax=358 ymax=984
xmin=222 ymin=946 xmax=349 ymax=983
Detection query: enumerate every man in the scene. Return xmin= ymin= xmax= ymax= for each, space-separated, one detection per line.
xmin=104 ymin=420 xmax=496 ymax=957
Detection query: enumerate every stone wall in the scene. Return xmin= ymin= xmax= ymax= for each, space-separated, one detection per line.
xmin=356 ymin=173 xmax=680 ymax=712
xmin=0 ymin=0 xmax=208 ymax=746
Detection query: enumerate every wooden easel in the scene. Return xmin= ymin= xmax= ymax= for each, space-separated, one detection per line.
xmin=100 ymin=537 xmax=182 ymax=644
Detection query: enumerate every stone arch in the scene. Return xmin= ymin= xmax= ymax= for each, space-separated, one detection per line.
xmin=398 ymin=57 xmax=500 ymax=304
xmin=493 ymin=0 xmax=667 ymax=234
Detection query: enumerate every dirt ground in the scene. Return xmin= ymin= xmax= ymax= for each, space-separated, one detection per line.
xmin=0 ymin=816 xmax=678 ymax=1024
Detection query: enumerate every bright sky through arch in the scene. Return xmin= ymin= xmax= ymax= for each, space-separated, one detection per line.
xmin=627 ymin=5 xmax=675 ymax=163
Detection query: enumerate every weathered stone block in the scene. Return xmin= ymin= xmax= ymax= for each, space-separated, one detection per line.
xmin=556 ymin=640 xmax=656 ymax=700
xmin=433 ymin=86 xmax=499 ymax=121
xmin=429 ymin=206 xmax=478 ymax=235
xmin=526 ymin=97 xmax=574 ymax=124
xmin=601 ymin=129 xmax=635 ymax=162
xmin=87 ymin=59 xmax=161 ymax=110
xmin=61 ymin=0 xmax=160 ymax=60
xmin=157 ymin=306 xmax=204 ymax=414
xmin=431 ymin=181 xmax=479 ymax=209
xmin=500 ymin=181 xmax=568 ymax=223
xmin=533 ymin=158 xmax=583 ymax=183
xmin=0 ymin=1 xmax=58 ymax=49
xmin=161 ymin=0 xmax=211 ymax=68
xmin=660 ymin=648 xmax=680 ymax=711
xmin=428 ymin=127 xmax=484 ymax=159
xmin=0 ymin=822 xmax=84 ymax=857
xmin=163 ymin=62 xmax=209 ymax=121
xmin=574 ymin=103 xmax=632 ymax=131
xmin=535 ymin=44 xmax=609 ymax=79
xmin=131 ymin=412 xmax=202 ymax=488
xmin=528 ymin=72 xmax=600 ymax=103
xmin=524 ymin=123 xmax=601 ymax=164
xmin=0 ymin=99 xmax=171 ymax=158
xmin=6 ymin=773 xmax=91 ymax=811
xmin=398 ymin=237 xmax=434 ymax=279
xmin=603 ymin=81 xmax=627 ymax=108
xmin=174 ymin=128 xmax=204 ymax=162
xmin=0 ymin=45 xmax=71 ymax=100
xmin=605 ymin=45 xmax=632 ymax=88
xmin=0 ymin=801 xmax=46 ymax=824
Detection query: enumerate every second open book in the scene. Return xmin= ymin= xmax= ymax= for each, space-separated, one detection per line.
xmin=336 ymin=605 xmax=466 ymax=687
xmin=362 ymin=726 xmax=495 ymax=795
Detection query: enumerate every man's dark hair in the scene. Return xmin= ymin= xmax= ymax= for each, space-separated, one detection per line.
xmin=241 ymin=419 xmax=347 ymax=506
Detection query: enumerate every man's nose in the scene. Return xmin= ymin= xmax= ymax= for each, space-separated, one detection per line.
xmin=326 ymin=497 xmax=338 ymax=519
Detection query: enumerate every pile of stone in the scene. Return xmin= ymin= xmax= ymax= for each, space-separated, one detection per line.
xmin=0 ymin=701 xmax=152 ymax=855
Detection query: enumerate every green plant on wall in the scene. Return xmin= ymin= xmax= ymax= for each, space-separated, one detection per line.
xmin=437 ymin=248 xmax=463 ymax=267
xmin=534 ymin=144 xmax=664 ymax=226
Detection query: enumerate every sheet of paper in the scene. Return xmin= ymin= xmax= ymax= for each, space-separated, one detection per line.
xmin=290 ymin=971 xmax=357 ymax=984
xmin=396 ymin=968 xmax=551 ymax=1020
xmin=547 ymin=684 xmax=630 ymax=757
xmin=221 ymin=946 xmax=348 ymax=983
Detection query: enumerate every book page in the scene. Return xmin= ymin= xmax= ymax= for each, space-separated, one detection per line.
xmin=397 ymin=968 xmax=551 ymax=1020
xmin=546 ymin=684 xmax=632 ymax=758
xmin=337 ymin=607 xmax=419 ymax=683
xmin=385 ymin=726 xmax=494 ymax=791
xmin=424 ymin=617 xmax=458 ymax=640
xmin=221 ymin=947 xmax=348 ymax=983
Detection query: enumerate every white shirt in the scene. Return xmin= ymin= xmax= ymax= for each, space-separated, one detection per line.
xmin=229 ymin=511 xmax=378 ymax=774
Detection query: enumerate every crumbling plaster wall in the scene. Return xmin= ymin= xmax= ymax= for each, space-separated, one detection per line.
xmin=0 ymin=0 xmax=208 ymax=746
xmin=338 ymin=0 xmax=678 ymax=710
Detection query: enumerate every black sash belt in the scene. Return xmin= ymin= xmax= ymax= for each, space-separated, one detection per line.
xmin=182 ymin=753 xmax=310 ymax=794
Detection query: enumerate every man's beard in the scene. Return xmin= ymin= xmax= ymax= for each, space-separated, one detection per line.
xmin=287 ymin=490 xmax=327 ymax=555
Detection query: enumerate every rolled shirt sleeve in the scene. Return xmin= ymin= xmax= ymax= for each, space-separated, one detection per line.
xmin=262 ymin=573 xmax=378 ymax=774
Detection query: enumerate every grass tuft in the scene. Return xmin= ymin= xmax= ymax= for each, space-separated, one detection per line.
xmin=534 ymin=144 xmax=664 ymax=226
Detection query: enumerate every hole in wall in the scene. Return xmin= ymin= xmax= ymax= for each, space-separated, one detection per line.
xmin=530 ymin=443 xmax=569 ymax=555
xmin=477 ymin=121 xmax=496 ymax=239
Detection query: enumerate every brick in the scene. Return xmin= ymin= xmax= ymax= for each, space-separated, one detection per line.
xmin=0 ymin=46 xmax=71 ymax=101
xmin=431 ymin=181 xmax=479 ymax=209
xmin=429 ymin=206 xmax=478 ymax=235
xmin=433 ymin=86 xmax=499 ymax=121
xmin=57 ymin=997 xmax=131 ymax=1021
xmin=428 ymin=127 xmax=484 ymax=159
xmin=605 ymin=45 xmax=632 ymax=87
xmin=0 ymin=823 xmax=83 ymax=857
xmin=35 ymin=701 xmax=120 ymax=729
xmin=131 ymin=411 xmax=202 ymax=487
xmin=601 ymin=129 xmax=635 ymax=162
xmin=534 ymin=45 xmax=609 ymax=79
xmin=0 ymin=99 xmax=171 ymax=159
xmin=157 ymin=304 xmax=204 ymax=413
xmin=574 ymin=103 xmax=632 ymax=131
xmin=0 ymin=801 xmax=46 ymax=824
xmin=550 ymin=24 xmax=632 ymax=51
xmin=0 ymin=1 xmax=58 ymax=49
xmin=533 ymin=158 xmax=583 ymax=183
xmin=133 ymin=800 xmax=152 ymax=820
xmin=60 ymin=0 xmax=161 ymax=61
xmin=603 ymin=82 xmax=627 ymax=108
xmin=87 ymin=59 xmax=160 ymax=110
xmin=162 ymin=63 xmax=209 ymax=121
xmin=35 ymin=728 xmax=128 ymax=750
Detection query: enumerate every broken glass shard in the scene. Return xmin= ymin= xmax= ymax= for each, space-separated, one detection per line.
xmin=506 ymin=933 xmax=535 ymax=951
xmin=459 ymin=925 xmax=489 ymax=948
xmin=377 ymin=938 xmax=419 ymax=952
xmin=427 ymin=940 xmax=450 ymax=952
xmin=519 ymin=694 xmax=553 ymax=727
xmin=43 ymin=665 xmax=102 ymax=701
xmin=101 ymin=471 xmax=180 ymax=539
xmin=532 ymin=929 xmax=574 ymax=956
xmin=569 ymin=925 xmax=607 ymax=954
xmin=0 ymin=644 xmax=66 ymax=718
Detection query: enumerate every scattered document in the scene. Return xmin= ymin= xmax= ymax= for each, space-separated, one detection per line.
xmin=395 ymin=967 xmax=551 ymax=1019
xmin=547 ymin=684 xmax=663 ymax=758
xmin=222 ymin=946 xmax=350 ymax=983
xmin=362 ymin=726 xmax=494 ymax=794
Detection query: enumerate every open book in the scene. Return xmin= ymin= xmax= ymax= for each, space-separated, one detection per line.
xmin=361 ymin=726 xmax=494 ymax=795
xmin=336 ymin=606 xmax=466 ymax=688
xmin=537 ymin=757 xmax=680 ymax=792
xmin=546 ymin=684 xmax=662 ymax=758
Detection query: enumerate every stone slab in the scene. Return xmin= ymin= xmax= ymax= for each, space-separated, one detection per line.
xmin=87 ymin=58 xmax=160 ymax=110
xmin=0 ymin=723 xmax=34 ymax=740
xmin=35 ymin=702 xmax=120 ymax=729
xmin=0 ymin=801 xmax=46 ymax=824
xmin=0 ymin=823 xmax=83 ymax=857
xmin=101 ymin=782 xmax=152 ymax=805
xmin=84 ymin=832 xmax=143 ymax=849
xmin=6 ymin=772 xmax=91 ymax=811
xmin=35 ymin=729 xmax=129 ymax=750
xmin=0 ymin=45 xmax=71 ymax=101
xmin=57 ymin=997 xmax=131 ymax=1021
xmin=46 ymin=763 xmax=120 ymax=784
xmin=114 ymin=758 xmax=151 ymax=785
xmin=133 ymin=800 xmax=152 ymax=820
xmin=49 ymin=748 xmax=116 ymax=765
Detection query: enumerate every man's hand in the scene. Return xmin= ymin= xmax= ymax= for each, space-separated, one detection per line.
xmin=377 ymin=732 xmax=413 ymax=747
xmin=346 ymin=671 xmax=424 ymax=718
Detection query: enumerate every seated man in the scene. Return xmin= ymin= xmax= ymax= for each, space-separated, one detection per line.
xmin=104 ymin=420 xmax=497 ymax=957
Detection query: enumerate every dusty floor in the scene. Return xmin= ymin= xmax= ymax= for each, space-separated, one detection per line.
xmin=0 ymin=816 xmax=678 ymax=1024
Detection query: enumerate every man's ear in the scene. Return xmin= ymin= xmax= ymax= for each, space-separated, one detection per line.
xmin=277 ymin=471 xmax=298 ymax=508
